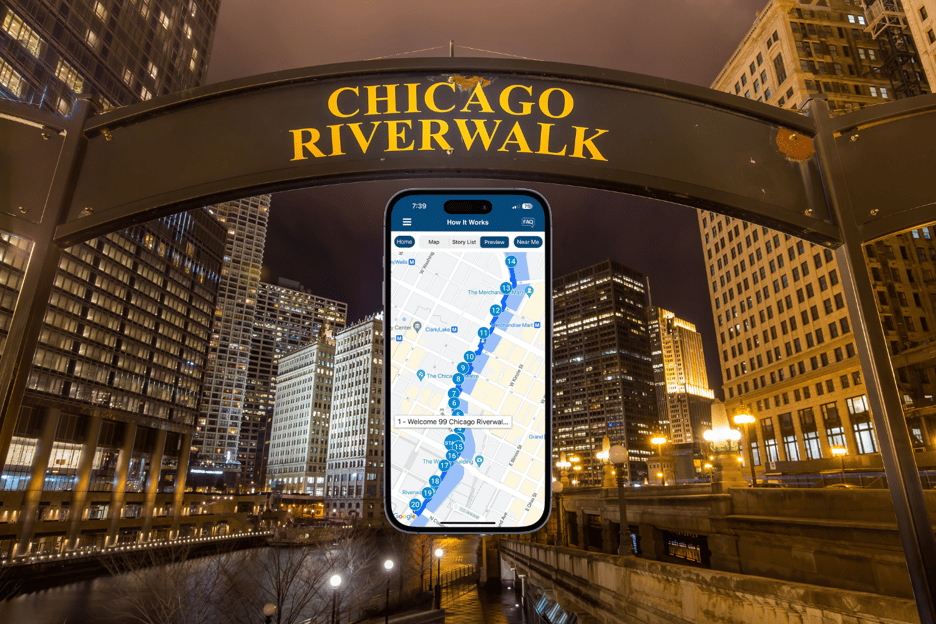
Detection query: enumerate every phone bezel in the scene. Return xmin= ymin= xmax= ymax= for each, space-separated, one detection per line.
xmin=383 ymin=188 xmax=553 ymax=534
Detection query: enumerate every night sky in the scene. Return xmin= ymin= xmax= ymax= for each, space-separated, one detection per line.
xmin=204 ymin=0 xmax=774 ymax=397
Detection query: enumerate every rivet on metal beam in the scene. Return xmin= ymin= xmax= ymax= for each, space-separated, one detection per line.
xmin=804 ymin=208 xmax=813 ymax=216
xmin=82 ymin=206 xmax=94 ymax=216
xmin=870 ymin=209 xmax=879 ymax=216
xmin=851 ymin=134 xmax=859 ymax=142
xmin=775 ymin=129 xmax=815 ymax=161
xmin=103 ymin=131 xmax=113 ymax=141
xmin=18 ymin=206 xmax=26 ymax=214
xmin=41 ymin=133 xmax=50 ymax=140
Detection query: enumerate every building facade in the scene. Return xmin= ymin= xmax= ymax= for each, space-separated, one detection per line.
xmin=707 ymin=0 xmax=936 ymax=469
xmin=0 ymin=0 xmax=218 ymax=115
xmin=239 ymin=278 xmax=346 ymax=491
xmin=194 ymin=196 xmax=270 ymax=474
xmin=552 ymin=260 xmax=658 ymax=485
xmin=266 ymin=336 xmax=335 ymax=496
xmin=648 ymin=308 xmax=714 ymax=446
xmin=903 ymin=0 xmax=936 ymax=87
xmin=0 ymin=0 xmax=228 ymax=558
xmin=324 ymin=313 xmax=385 ymax=525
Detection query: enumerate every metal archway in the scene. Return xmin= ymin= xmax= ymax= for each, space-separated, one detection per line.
xmin=2 ymin=57 xmax=936 ymax=619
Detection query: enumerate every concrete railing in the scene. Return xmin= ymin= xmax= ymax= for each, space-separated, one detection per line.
xmin=501 ymin=539 xmax=921 ymax=624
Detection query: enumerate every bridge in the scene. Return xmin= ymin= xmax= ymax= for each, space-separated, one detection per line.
xmin=487 ymin=483 xmax=928 ymax=623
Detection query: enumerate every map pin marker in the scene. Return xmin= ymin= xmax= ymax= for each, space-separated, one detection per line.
xmin=475 ymin=456 xmax=484 ymax=467
xmin=525 ymin=286 xmax=534 ymax=298
xmin=416 ymin=369 xmax=425 ymax=381
xmin=413 ymin=321 xmax=422 ymax=332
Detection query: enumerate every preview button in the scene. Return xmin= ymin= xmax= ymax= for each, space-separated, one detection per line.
xmin=394 ymin=235 xmax=415 ymax=248
xmin=480 ymin=237 xmax=509 ymax=248
xmin=514 ymin=236 xmax=543 ymax=248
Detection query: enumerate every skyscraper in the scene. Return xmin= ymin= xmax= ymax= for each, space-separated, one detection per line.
xmin=552 ymin=260 xmax=657 ymax=485
xmin=0 ymin=0 xmax=225 ymax=556
xmin=239 ymin=278 xmax=347 ymax=491
xmin=325 ymin=312 xmax=384 ymax=524
xmin=194 ymin=196 xmax=270 ymax=475
xmin=707 ymin=0 xmax=936 ymax=468
xmin=266 ymin=334 xmax=335 ymax=496
xmin=649 ymin=308 xmax=714 ymax=446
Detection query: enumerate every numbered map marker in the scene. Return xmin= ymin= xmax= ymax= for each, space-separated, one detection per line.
xmin=464 ymin=351 xmax=476 ymax=362
xmin=457 ymin=362 xmax=470 ymax=374
xmin=444 ymin=434 xmax=463 ymax=450
xmin=438 ymin=460 xmax=451 ymax=471
xmin=478 ymin=327 xmax=489 ymax=338
xmin=506 ymin=255 xmax=517 ymax=267
xmin=500 ymin=282 xmax=513 ymax=294
xmin=446 ymin=450 xmax=459 ymax=462
xmin=409 ymin=499 xmax=421 ymax=510
xmin=490 ymin=304 xmax=502 ymax=316
xmin=454 ymin=428 xmax=466 ymax=435
xmin=422 ymin=486 xmax=435 ymax=499
xmin=525 ymin=286 xmax=534 ymax=298
xmin=453 ymin=373 xmax=465 ymax=385
xmin=413 ymin=321 xmax=422 ymax=332
xmin=447 ymin=388 xmax=460 ymax=398
xmin=448 ymin=397 xmax=460 ymax=409
xmin=451 ymin=410 xmax=464 ymax=416
xmin=475 ymin=456 xmax=484 ymax=467
xmin=429 ymin=475 xmax=441 ymax=487
xmin=416 ymin=369 xmax=425 ymax=381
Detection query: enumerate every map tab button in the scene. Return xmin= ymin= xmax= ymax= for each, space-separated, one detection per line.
xmin=514 ymin=236 xmax=543 ymax=248
xmin=480 ymin=236 xmax=509 ymax=248
xmin=394 ymin=235 xmax=415 ymax=248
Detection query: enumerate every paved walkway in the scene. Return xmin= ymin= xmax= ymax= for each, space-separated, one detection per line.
xmin=442 ymin=581 xmax=526 ymax=624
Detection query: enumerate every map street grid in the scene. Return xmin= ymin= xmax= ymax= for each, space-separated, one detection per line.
xmin=388 ymin=240 xmax=547 ymax=529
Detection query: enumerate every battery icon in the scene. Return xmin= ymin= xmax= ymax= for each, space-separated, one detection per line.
xmin=522 ymin=203 xmax=533 ymax=209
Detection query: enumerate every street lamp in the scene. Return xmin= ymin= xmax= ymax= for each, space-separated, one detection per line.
xmin=384 ymin=559 xmax=394 ymax=624
xmin=556 ymin=458 xmax=571 ymax=488
xmin=262 ymin=603 xmax=276 ymax=624
xmin=434 ymin=548 xmax=443 ymax=609
xmin=329 ymin=574 xmax=341 ymax=624
xmin=551 ymin=480 xmax=564 ymax=546
xmin=831 ymin=446 xmax=847 ymax=483
xmin=608 ymin=445 xmax=634 ymax=556
xmin=704 ymin=463 xmax=713 ymax=482
xmin=733 ymin=413 xmax=758 ymax=487
xmin=650 ymin=436 xmax=667 ymax=485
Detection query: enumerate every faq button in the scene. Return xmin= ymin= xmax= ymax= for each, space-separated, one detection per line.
xmin=480 ymin=237 xmax=509 ymax=248
xmin=394 ymin=235 xmax=415 ymax=248
xmin=514 ymin=236 xmax=543 ymax=248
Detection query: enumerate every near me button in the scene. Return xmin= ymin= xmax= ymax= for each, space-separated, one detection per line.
xmin=514 ymin=236 xmax=543 ymax=248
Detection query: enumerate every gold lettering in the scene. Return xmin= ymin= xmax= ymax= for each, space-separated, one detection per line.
xmin=425 ymin=82 xmax=456 ymax=113
xmin=404 ymin=83 xmax=421 ymax=114
xmin=539 ymin=88 xmax=574 ymax=119
xmin=386 ymin=120 xmax=414 ymax=151
xmin=455 ymin=119 xmax=501 ymax=151
xmin=348 ymin=122 xmax=382 ymax=153
xmin=289 ymin=128 xmax=326 ymax=160
xmin=498 ymin=121 xmax=533 ymax=153
xmin=327 ymin=87 xmax=359 ymax=118
xmin=570 ymin=126 xmax=609 ymax=161
xmin=536 ymin=123 xmax=567 ymax=156
xmin=365 ymin=84 xmax=400 ymax=115
xmin=499 ymin=85 xmax=534 ymax=116
xmin=419 ymin=120 xmax=452 ymax=151
xmin=327 ymin=124 xmax=345 ymax=157
xmin=460 ymin=84 xmax=495 ymax=113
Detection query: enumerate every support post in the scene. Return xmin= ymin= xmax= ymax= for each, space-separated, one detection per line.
xmin=106 ymin=422 xmax=137 ymax=547
xmin=0 ymin=99 xmax=95 ymax=473
xmin=65 ymin=412 xmax=104 ymax=551
xmin=808 ymin=96 xmax=936 ymax=624
xmin=171 ymin=432 xmax=192 ymax=536
xmin=140 ymin=427 xmax=167 ymax=542
xmin=15 ymin=407 xmax=60 ymax=557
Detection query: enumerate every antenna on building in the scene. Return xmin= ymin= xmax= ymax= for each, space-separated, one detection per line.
xmin=862 ymin=0 xmax=925 ymax=98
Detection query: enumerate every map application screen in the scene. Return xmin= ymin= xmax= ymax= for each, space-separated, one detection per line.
xmin=385 ymin=191 xmax=550 ymax=531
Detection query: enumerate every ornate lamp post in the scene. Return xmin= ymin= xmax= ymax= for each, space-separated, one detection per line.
xmin=329 ymin=574 xmax=342 ymax=624
xmin=569 ymin=455 xmax=581 ymax=486
xmin=608 ymin=444 xmax=635 ymax=556
xmin=733 ymin=413 xmax=758 ymax=487
xmin=556 ymin=456 xmax=571 ymax=488
xmin=650 ymin=436 xmax=667 ymax=485
xmin=384 ymin=559 xmax=394 ymax=624
xmin=551 ymin=479 xmax=564 ymax=546
xmin=831 ymin=446 xmax=847 ymax=483
xmin=262 ymin=603 xmax=276 ymax=624
xmin=704 ymin=462 xmax=713 ymax=482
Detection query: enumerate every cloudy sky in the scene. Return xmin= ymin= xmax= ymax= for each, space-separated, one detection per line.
xmin=203 ymin=0 xmax=773 ymax=395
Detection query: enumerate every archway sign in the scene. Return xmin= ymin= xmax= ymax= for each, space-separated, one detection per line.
xmin=2 ymin=58 xmax=936 ymax=618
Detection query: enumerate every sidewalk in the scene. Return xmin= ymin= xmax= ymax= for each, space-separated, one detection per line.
xmin=442 ymin=581 xmax=526 ymax=624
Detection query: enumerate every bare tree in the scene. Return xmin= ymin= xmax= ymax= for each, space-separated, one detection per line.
xmin=102 ymin=542 xmax=229 ymax=624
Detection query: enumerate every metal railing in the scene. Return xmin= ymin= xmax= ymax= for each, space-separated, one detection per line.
xmin=349 ymin=563 xmax=478 ymax=621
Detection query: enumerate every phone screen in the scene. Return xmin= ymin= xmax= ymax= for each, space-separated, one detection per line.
xmin=384 ymin=190 xmax=551 ymax=532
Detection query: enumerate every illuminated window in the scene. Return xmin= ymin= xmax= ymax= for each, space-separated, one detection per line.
xmin=55 ymin=96 xmax=70 ymax=116
xmin=85 ymin=29 xmax=100 ymax=50
xmin=123 ymin=68 xmax=133 ymax=86
xmin=160 ymin=11 xmax=170 ymax=28
xmin=55 ymin=59 xmax=84 ymax=93
xmin=0 ymin=58 xmax=26 ymax=97
xmin=147 ymin=61 xmax=158 ymax=79
xmin=93 ymin=1 xmax=107 ymax=21
xmin=2 ymin=9 xmax=43 ymax=57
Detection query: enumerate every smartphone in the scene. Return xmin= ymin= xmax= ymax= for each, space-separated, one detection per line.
xmin=384 ymin=189 xmax=552 ymax=533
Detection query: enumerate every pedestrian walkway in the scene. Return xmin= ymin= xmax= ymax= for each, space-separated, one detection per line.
xmin=442 ymin=581 xmax=526 ymax=624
